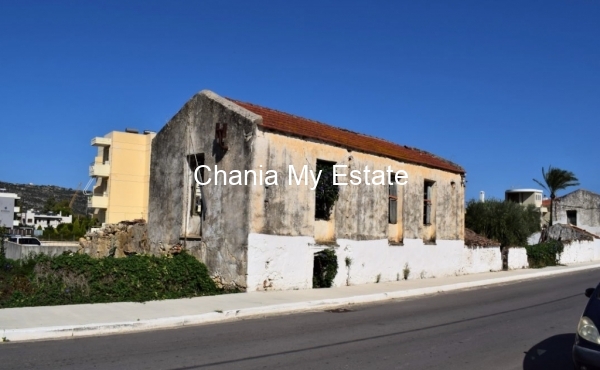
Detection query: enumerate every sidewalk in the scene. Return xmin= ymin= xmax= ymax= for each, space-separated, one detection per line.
xmin=2 ymin=261 xmax=600 ymax=342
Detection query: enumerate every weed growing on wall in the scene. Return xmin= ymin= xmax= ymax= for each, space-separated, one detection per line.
xmin=0 ymin=252 xmax=222 ymax=308
xmin=525 ymin=240 xmax=564 ymax=268
xmin=403 ymin=263 xmax=410 ymax=280
xmin=313 ymin=248 xmax=338 ymax=288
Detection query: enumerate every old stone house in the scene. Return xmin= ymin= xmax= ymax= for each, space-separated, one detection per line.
xmin=148 ymin=90 xmax=494 ymax=291
xmin=545 ymin=189 xmax=600 ymax=235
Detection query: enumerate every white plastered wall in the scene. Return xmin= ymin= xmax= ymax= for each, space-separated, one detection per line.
xmin=247 ymin=234 xmax=502 ymax=291
xmin=508 ymin=247 xmax=529 ymax=270
xmin=558 ymin=239 xmax=600 ymax=264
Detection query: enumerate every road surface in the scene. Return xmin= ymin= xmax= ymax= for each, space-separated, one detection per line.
xmin=1 ymin=268 xmax=597 ymax=370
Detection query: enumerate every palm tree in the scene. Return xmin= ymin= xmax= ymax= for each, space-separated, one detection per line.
xmin=533 ymin=166 xmax=580 ymax=226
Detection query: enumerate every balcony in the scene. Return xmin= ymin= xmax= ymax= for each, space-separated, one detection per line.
xmin=91 ymin=137 xmax=112 ymax=146
xmin=89 ymin=163 xmax=110 ymax=177
xmin=14 ymin=206 xmax=20 ymax=213
xmin=88 ymin=195 xmax=108 ymax=209
xmin=13 ymin=220 xmax=19 ymax=227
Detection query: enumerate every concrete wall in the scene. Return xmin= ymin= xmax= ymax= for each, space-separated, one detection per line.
xmin=4 ymin=241 xmax=79 ymax=260
xmin=247 ymin=234 xmax=501 ymax=291
xmin=508 ymin=247 xmax=529 ymax=270
xmin=148 ymin=91 xmax=262 ymax=289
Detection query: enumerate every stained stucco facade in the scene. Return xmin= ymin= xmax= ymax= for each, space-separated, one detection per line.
xmin=148 ymin=90 xmax=470 ymax=291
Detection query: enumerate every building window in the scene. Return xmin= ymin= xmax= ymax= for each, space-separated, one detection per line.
xmin=389 ymin=175 xmax=397 ymax=224
xmin=187 ymin=154 xmax=204 ymax=217
xmin=423 ymin=180 xmax=434 ymax=225
xmin=567 ymin=210 xmax=577 ymax=226
xmin=315 ymin=160 xmax=339 ymax=220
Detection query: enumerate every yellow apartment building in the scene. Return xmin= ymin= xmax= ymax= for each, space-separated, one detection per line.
xmin=88 ymin=129 xmax=155 ymax=224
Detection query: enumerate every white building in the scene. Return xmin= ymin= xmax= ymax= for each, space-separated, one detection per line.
xmin=21 ymin=209 xmax=73 ymax=230
xmin=0 ymin=191 xmax=20 ymax=232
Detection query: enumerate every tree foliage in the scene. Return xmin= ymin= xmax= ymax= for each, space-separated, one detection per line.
xmin=465 ymin=199 xmax=541 ymax=247
xmin=42 ymin=196 xmax=72 ymax=216
xmin=41 ymin=216 xmax=100 ymax=240
xmin=533 ymin=165 xmax=579 ymax=226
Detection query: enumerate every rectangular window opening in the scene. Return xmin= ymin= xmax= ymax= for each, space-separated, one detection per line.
xmin=567 ymin=210 xmax=577 ymax=226
xmin=423 ymin=180 xmax=434 ymax=225
xmin=388 ymin=174 xmax=398 ymax=224
xmin=187 ymin=154 xmax=205 ymax=217
xmin=315 ymin=159 xmax=338 ymax=221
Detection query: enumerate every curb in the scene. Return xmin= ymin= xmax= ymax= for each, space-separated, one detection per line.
xmin=3 ymin=263 xmax=600 ymax=342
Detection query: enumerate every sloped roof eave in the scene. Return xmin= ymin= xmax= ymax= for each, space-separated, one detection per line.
xmin=229 ymin=99 xmax=465 ymax=175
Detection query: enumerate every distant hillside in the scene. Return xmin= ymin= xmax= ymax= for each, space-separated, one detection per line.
xmin=0 ymin=181 xmax=88 ymax=216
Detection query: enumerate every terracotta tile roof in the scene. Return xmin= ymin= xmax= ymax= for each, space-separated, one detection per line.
xmin=229 ymin=99 xmax=465 ymax=174
xmin=542 ymin=199 xmax=551 ymax=207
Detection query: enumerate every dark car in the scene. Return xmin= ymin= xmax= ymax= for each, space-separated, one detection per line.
xmin=574 ymin=284 xmax=600 ymax=369
xmin=8 ymin=236 xmax=41 ymax=246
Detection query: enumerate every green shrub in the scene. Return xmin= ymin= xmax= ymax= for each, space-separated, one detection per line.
xmin=313 ymin=248 xmax=338 ymax=288
xmin=525 ymin=240 xmax=564 ymax=268
xmin=0 ymin=252 xmax=220 ymax=308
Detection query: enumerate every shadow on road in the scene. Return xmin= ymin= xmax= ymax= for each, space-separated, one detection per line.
xmin=523 ymin=333 xmax=574 ymax=370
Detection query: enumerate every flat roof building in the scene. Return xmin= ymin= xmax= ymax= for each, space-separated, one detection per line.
xmin=0 ymin=192 xmax=20 ymax=231
xmin=87 ymin=129 xmax=155 ymax=224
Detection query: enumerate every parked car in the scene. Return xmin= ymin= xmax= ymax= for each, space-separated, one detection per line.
xmin=574 ymin=284 xmax=600 ymax=369
xmin=7 ymin=236 xmax=41 ymax=246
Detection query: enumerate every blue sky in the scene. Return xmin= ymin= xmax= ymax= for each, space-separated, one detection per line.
xmin=1 ymin=0 xmax=598 ymax=201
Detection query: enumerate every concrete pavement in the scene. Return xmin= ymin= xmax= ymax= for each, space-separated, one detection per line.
xmin=2 ymin=261 xmax=600 ymax=342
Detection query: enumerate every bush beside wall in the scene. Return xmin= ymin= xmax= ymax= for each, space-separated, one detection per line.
xmin=525 ymin=240 xmax=564 ymax=268
xmin=0 ymin=251 xmax=221 ymax=308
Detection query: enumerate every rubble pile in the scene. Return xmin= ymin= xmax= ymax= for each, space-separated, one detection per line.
xmin=79 ymin=219 xmax=150 ymax=257
xmin=464 ymin=228 xmax=500 ymax=247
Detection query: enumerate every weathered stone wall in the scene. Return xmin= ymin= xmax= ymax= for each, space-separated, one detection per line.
xmin=78 ymin=221 xmax=149 ymax=258
xmin=546 ymin=223 xmax=595 ymax=242
xmin=147 ymin=91 xmax=261 ymax=289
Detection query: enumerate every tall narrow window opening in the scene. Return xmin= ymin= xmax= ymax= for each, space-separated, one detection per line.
xmin=187 ymin=154 xmax=204 ymax=217
xmin=315 ymin=160 xmax=339 ymax=220
xmin=423 ymin=180 xmax=434 ymax=225
xmin=389 ymin=175 xmax=398 ymax=224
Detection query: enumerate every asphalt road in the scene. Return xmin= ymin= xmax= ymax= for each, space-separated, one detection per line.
xmin=1 ymin=269 xmax=598 ymax=370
